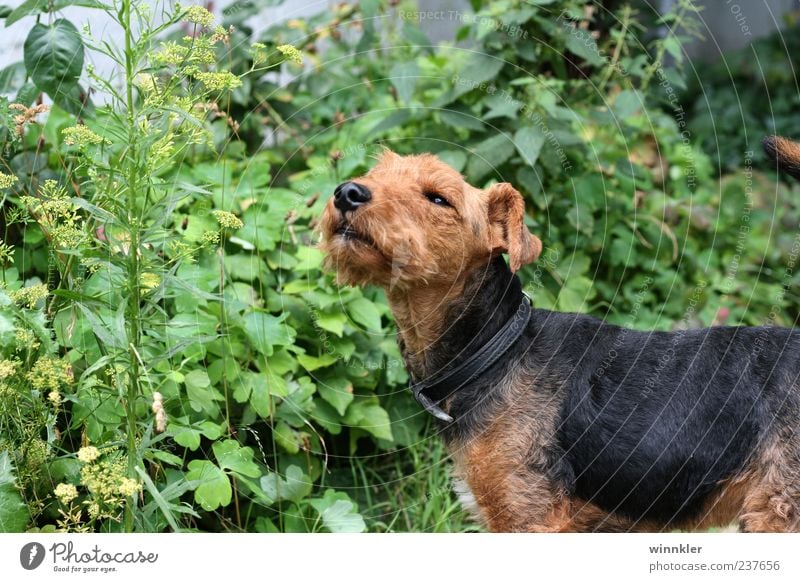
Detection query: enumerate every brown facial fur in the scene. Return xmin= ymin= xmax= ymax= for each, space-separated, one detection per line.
xmin=319 ymin=150 xmax=541 ymax=370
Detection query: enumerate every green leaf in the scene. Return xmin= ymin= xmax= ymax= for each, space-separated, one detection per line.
xmin=135 ymin=466 xmax=185 ymax=532
xmin=23 ymin=20 xmax=84 ymax=96
xmin=347 ymin=297 xmax=382 ymax=331
xmin=557 ymin=276 xmax=595 ymax=313
xmin=260 ymin=465 xmax=312 ymax=503
xmin=436 ymin=150 xmax=468 ymax=172
xmin=0 ymin=451 xmax=30 ymax=533
xmin=186 ymin=460 xmax=231 ymax=511
xmin=369 ymin=109 xmax=411 ymax=135
xmin=564 ymin=26 xmax=604 ymax=66
xmin=389 ymin=61 xmax=418 ymax=104
xmin=309 ymin=490 xmax=366 ymax=533
xmin=466 ymin=133 xmax=516 ymax=183
xmin=170 ymin=420 xmax=223 ymax=451
xmin=514 ymin=126 xmax=546 ymax=166
xmin=53 ymin=83 xmax=94 ymax=118
xmin=184 ymin=369 xmax=222 ymax=415
xmin=345 ymin=401 xmax=393 ymax=441
xmin=613 ymin=90 xmax=642 ymax=119
xmin=314 ymin=311 xmax=347 ymax=337
xmin=296 ymin=352 xmax=338 ymax=372
xmin=317 ymin=376 xmax=353 ymax=416
xmin=212 ymin=439 xmax=261 ymax=478
xmin=293 ymin=246 xmax=323 ymax=271
xmin=452 ymin=53 xmax=504 ymax=100
xmin=439 ymin=108 xmax=485 ymax=131
xmin=74 ymin=304 xmax=125 ymax=349
xmin=242 ymin=310 xmax=295 ymax=356
xmin=273 ymin=421 xmax=302 ymax=454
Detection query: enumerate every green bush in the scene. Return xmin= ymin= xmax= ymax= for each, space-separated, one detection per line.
xmin=1 ymin=0 xmax=799 ymax=533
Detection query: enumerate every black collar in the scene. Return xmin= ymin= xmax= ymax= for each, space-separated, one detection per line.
xmin=409 ymin=295 xmax=532 ymax=423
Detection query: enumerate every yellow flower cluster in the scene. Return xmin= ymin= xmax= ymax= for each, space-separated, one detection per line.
xmin=22 ymin=180 xmax=74 ymax=219
xmin=195 ymin=71 xmax=242 ymax=91
xmin=154 ymin=39 xmax=215 ymax=66
xmin=81 ymin=457 xmax=141 ymax=502
xmin=63 ymin=125 xmax=107 ymax=148
xmin=26 ymin=356 xmax=73 ymax=392
xmin=118 ymin=477 xmax=142 ymax=498
xmin=51 ymin=224 xmax=85 ymax=249
xmin=201 ymin=231 xmax=220 ymax=245
xmin=25 ymin=439 xmax=50 ymax=469
xmin=184 ymin=5 xmax=214 ymax=27
xmin=212 ymin=210 xmax=244 ymax=229
xmin=15 ymin=328 xmax=40 ymax=351
xmin=0 ymin=240 xmax=14 ymax=264
xmin=77 ymin=446 xmax=101 ymax=463
xmin=0 ymin=359 xmax=18 ymax=380
xmin=153 ymin=41 xmax=191 ymax=65
xmin=135 ymin=73 xmax=158 ymax=93
xmin=0 ymin=172 xmax=18 ymax=189
xmin=21 ymin=180 xmax=85 ymax=250
xmin=55 ymin=483 xmax=78 ymax=504
xmin=251 ymin=42 xmax=268 ymax=65
xmin=140 ymin=272 xmax=161 ymax=291
xmin=277 ymin=44 xmax=303 ymax=65
xmin=10 ymin=283 xmax=48 ymax=309
xmin=48 ymin=390 xmax=62 ymax=407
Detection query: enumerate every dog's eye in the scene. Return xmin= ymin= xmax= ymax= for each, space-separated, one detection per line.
xmin=424 ymin=191 xmax=451 ymax=207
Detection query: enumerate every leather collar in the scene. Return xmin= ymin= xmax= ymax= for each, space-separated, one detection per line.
xmin=409 ymin=294 xmax=532 ymax=423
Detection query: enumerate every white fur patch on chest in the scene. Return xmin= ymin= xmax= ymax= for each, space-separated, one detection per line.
xmin=450 ymin=449 xmax=488 ymax=527
xmin=452 ymin=476 xmax=486 ymax=524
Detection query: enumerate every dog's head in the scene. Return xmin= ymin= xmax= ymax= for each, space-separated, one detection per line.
xmin=319 ymin=150 xmax=542 ymax=289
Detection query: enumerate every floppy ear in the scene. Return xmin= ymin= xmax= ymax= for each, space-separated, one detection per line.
xmin=484 ymin=182 xmax=542 ymax=272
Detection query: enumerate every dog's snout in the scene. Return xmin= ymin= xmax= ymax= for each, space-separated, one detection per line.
xmin=333 ymin=181 xmax=372 ymax=213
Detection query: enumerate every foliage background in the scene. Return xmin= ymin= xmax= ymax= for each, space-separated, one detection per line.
xmin=1 ymin=0 xmax=799 ymax=532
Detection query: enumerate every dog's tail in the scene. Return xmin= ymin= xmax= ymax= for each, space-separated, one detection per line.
xmin=763 ymin=135 xmax=800 ymax=181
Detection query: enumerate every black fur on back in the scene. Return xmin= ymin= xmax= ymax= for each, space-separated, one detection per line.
xmin=425 ymin=258 xmax=800 ymax=525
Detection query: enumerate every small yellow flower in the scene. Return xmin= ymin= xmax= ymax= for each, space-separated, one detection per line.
xmin=48 ymin=390 xmax=62 ymax=406
xmin=11 ymin=283 xmax=49 ymax=309
xmin=87 ymin=502 xmax=101 ymax=519
xmin=0 ymin=172 xmax=18 ymax=189
xmin=154 ymin=41 xmax=189 ymax=65
xmin=27 ymin=356 xmax=73 ymax=392
xmin=140 ymin=272 xmax=161 ymax=291
xmin=118 ymin=477 xmax=141 ymax=497
xmin=184 ymin=5 xmax=214 ymax=27
xmin=15 ymin=328 xmax=40 ymax=351
xmin=55 ymin=483 xmax=78 ymax=504
xmin=77 ymin=446 xmax=101 ymax=464
xmin=195 ymin=71 xmax=242 ymax=91
xmin=277 ymin=44 xmax=303 ymax=65
xmin=251 ymin=42 xmax=268 ymax=65
xmin=0 ymin=359 xmax=18 ymax=380
xmin=212 ymin=210 xmax=243 ymax=229
xmin=51 ymin=224 xmax=85 ymax=249
xmin=201 ymin=231 xmax=220 ymax=245
xmin=0 ymin=241 xmax=14 ymax=264
xmin=63 ymin=125 xmax=106 ymax=148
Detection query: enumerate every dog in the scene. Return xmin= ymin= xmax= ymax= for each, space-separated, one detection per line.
xmin=318 ymin=136 xmax=800 ymax=532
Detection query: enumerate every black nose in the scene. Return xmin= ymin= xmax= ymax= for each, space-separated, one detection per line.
xmin=333 ymin=181 xmax=371 ymax=213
